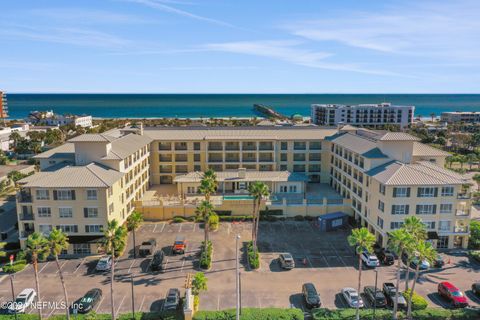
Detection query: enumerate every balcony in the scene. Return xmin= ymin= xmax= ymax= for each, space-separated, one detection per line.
xmin=454 ymin=226 xmax=469 ymax=234
xmin=174 ymin=143 xmax=188 ymax=151
xmin=457 ymin=193 xmax=471 ymax=199
xmin=258 ymin=143 xmax=273 ymax=151
xmin=242 ymin=158 xmax=256 ymax=163
xmin=225 ymin=143 xmax=240 ymax=151
xmin=208 ymin=143 xmax=223 ymax=151
xmin=225 ymin=157 xmax=240 ymax=163
xmin=208 ymin=158 xmax=223 ymax=163
xmin=259 ymin=157 xmax=274 ymax=163
xmin=158 ymin=143 xmax=172 ymax=151
xmin=20 ymin=230 xmax=34 ymax=238
xmin=159 ymin=156 xmax=172 ymax=162
xmin=17 ymin=193 xmax=33 ymax=203
xmin=19 ymin=213 xmax=35 ymax=221
xmin=242 ymin=143 xmax=256 ymax=151
xmin=455 ymin=209 xmax=470 ymax=216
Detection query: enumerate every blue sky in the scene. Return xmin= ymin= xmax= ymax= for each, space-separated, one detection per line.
xmin=1 ymin=0 xmax=480 ymax=93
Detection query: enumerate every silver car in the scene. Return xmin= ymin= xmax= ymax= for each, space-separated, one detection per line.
xmin=8 ymin=288 xmax=36 ymax=314
xmin=95 ymin=256 xmax=112 ymax=272
xmin=341 ymin=287 xmax=364 ymax=308
xmin=278 ymin=253 xmax=295 ymax=270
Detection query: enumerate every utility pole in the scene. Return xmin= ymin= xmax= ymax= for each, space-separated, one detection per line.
xmin=10 ymin=274 xmax=17 ymax=320
xmin=236 ymin=234 xmax=241 ymax=320
xmin=373 ymin=268 xmax=378 ymax=320
xmin=130 ymin=274 xmax=135 ymax=320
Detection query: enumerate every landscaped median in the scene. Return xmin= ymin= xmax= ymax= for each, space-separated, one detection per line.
xmin=200 ymin=240 xmax=213 ymax=270
xmin=246 ymin=241 xmax=259 ymax=269
xmin=311 ymin=307 xmax=480 ymax=320
xmin=193 ymin=308 xmax=304 ymax=319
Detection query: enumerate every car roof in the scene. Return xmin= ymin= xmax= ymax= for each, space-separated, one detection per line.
xmin=86 ymin=288 xmax=101 ymax=295
xmin=303 ymin=283 xmax=316 ymax=290
xmin=99 ymin=256 xmax=111 ymax=261
xmin=175 ymin=235 xmax=186 ymax=240
xmin=441 ymin=282 xmax=459 ymax=291
xmin=343 ymin=287 xmax=356 ymax=293
xmin=281 ymin=253 xmax=293 ymax=258
xmin=18 ymin=288 xmax=35 ymax=296
xmin=167 ymin=288 xmax=179 ymax=294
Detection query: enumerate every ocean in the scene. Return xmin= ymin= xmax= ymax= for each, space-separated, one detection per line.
xmin=5 ymin=94 xmax=480 ymax=119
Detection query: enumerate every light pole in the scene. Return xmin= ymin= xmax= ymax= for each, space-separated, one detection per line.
xmin=373 ymin=268 xmax=378 ymax=320
xmin=130 ymin=274 xmax=135 ymax=320
xmin=235 ymin=234 xmax=241 ymax=320
xmin=9 ymin=274 xmax=17 ymax=320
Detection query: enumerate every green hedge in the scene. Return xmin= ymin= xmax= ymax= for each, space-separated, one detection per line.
xmin=469 ymin=250 xmax=480 ymax=263
xmin=219 ymin=215 xmax=253 ymax=222
xmin=172 ymin=216 xmax=187 ymax=223
xmin=404 ymin=289 xmax=428 ymax=310
xmin=259 ymin=209 xmax=283 ymax=216
xmin=200 ymin=240 xmax=213 ymax=270
xmin=247 ymin=241 xmax=259 ymax=269
xmin=194 ymin=308 xmax=304 ymax=320
xmin=2 ymin=260 xmax=27 ymax=273
xmin=312 ymin=308 xmax=480 ymax=320
xmin=0 ymin=311 xmax=181 ymax=320
xmin=214 ymin=210 xmax=232 ymax=216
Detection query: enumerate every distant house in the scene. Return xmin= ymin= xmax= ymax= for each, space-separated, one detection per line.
xmin=27 ymin=110 xmax=93 ymax=128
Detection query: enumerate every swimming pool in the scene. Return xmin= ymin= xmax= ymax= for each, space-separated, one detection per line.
xmin=223 ymin=195 xmax=254 ymax=200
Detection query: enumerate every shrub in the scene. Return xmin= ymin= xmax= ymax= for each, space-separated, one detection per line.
xmin=311 ymin=308 xmax=480 ymax=320
xmin=247 ymin=241 xmax=260 ymax=270
xmin=259 ymin=209 xmax=283 ymax=216
xmin=219 ymin=215 xmax=253 ymax=222
xmin=172 ymin=216 xmax=186 ymax=223
xmin=193 ymin=295 xmax=200 ymax=312
xmin=469 ymin=221 xmax=480 ymax=249
xmin=186 ymin=216 xmax=196 ymax=222
xmin=468 ymin=250 xmax=480 ymax=263
xmin=199 ymin=240 xmax=213 ymax=270
xmin=194 ymin=308 xmax=303 ymax=320
xmin=3 ymin=242 xmax=21 ymax=251
xmin=294 ymin=215 xmax=305 ymax=221
xmin=2 ymin=259 xmax=27 ymax=273
xmin=404 ymin=289 xmax=428 ymax=310
xmin=304 ymin=215 xmax=316 ymax=221
xmin=264 ymin=215 xmax=277 ymax=222
xmin=209 ymin=214 xmax=219 ymax=231
xmin=214 ymin=210 xmax=232 ymax=216
xmin=312 ymin=308 xmax=395 ymax=320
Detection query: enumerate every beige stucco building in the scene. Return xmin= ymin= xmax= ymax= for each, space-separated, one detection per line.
xmin=16 ymin=124 xmax=472 ymax=255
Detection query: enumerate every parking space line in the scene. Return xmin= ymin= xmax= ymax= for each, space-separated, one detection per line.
xmin=322 ymin=255 xmax=332 ymax=270
xmin=164 ymin=258 xmax=169 ymax=271
xmin=127 ymin=260 xmax=136 ymax=274
xmin=217 ymin=295 xmax=220 ymax=310
xmin=192 ymin=223 xmax=196 ymax=232
xmin=159 ymin=222 xmax=165 ymax=233
xmin=179 ymin=224 xmax=183 ymax=232
xmin=139 ymin=295 xmax=146 ymax=312
xmin=95 ymin=295 xmax=105 ymax=312
xmin=153 ymin=224 xmax=158 ymax=233
xmin=181 ymin=259 xmax=185 ymax=272
xmin=73 ymin=258 xmax=85 ymax=274
xmin=39 ymin=262 xmax=49 ymax=274
xmin=56 ymin=260 xmax=68 ymax=274
xmin=115 ymin=295 xmax=127 ymax=317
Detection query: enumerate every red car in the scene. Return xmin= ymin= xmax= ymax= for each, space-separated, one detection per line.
xmin=437 ymin=282 xmax=468 ymax=308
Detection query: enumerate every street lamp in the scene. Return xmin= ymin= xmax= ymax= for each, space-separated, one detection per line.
xmin=130 ymin=274 xmax=135 ymax=320
xmin=9 ymin=274 xmax=18 ymax=320
xmin=235 ymin=234 xmax=241 ymax=320
xmin=373 ymin=268 xmax=379 ymax=320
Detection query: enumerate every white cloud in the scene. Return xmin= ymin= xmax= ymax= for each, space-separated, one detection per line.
xmin=285 ymin=0 xmax=480 ymax=61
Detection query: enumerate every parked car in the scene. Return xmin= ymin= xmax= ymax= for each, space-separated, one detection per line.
xmin=150 ymin=250 xmax=165 ymax=272
xmin=382 ymin=282 xmax=407 ymax=309
xmin=361 ymin=251 xmax=380 ymax=268
xmin=8 ymin=288 xmax=36 ymax=314
xmin=472 ymin=282 xmax=480 ymax=296
xmin=377 ymin=249 xmax=395 ymax=265
xmin=438 ymin=282 xmax=468 ymax=308
xmin=139 ymin=238 xmax=157 ymax=257
xmin=95 ymin=256 xmax=112 ymax=272
xmin=70 ymin=289 xmax=102 ymax=314
xmin=341 ymin=287 xmax=364 ymax=308
xmin=172 ymin=236 xmax=187 ymax=254
xmin=433 ymin=255 xmax=445 ymax=268
xmin=363 ymin=286 xmax=387 ymax=308
xmin=278 ymin=253 xmax=295 ymax=270
xmin=302 ymin=283 xmax=321 ymax=309
xmin=402 ymin=253 xmax=429 ymax=270
xmin=163 ymin=288 xmax=180 ymax=311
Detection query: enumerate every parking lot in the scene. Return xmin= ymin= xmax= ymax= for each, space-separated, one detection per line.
xmin=1 ymin=221 xmax=479 ymax=317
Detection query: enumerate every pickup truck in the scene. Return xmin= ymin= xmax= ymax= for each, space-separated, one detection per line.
xmin=172 ymin=236 xmax=187 ymax=254
xmin=138 ymin=239 xmax=157 ymax=257
xmin=382 ymin=282 xmax=407 ymax=309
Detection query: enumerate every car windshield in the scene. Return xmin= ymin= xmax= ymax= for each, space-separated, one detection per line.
xmin=80 ymin=297 xmax=93 ymax=303
xmin=451 ymin=291 xmax=463 ymax=297
xmin=166 ymin=296 xmax=176 ymax=303
xmin=174 ymin=241 xmax=184 ymax=245
xmin=98 ymin=261 xmax=106 ymax=265
xmin=15 ymin=297 xmax=26 ymax=304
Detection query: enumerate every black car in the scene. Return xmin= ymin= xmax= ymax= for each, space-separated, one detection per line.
xmin=163 ymin=288 xmax=180 ymax=311
xmin=302 ymin=283 xmax=321 ymax=309
xmin=150 ymin=250 xmax=165 ymax=272
xmin=472 ymin=283 xmax=480 ymax=296
xmin=377 ymin=250 xmax=395 ymax=266
xmin=70 ymin=289 xmax=102 ymax=314
xmin=433 ymin=255 xmax=445 ymax=268
xmin=363 ymin=286 xmax=387 ymax=308
xmin=139 ymin=239 xmax=157 ymax=257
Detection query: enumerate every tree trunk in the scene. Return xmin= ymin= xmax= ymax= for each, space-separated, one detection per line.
xmin=33 ymin=257 xmax=42 ymax=320
xmin=407 ymin=264 xmax=421 ymax=319
xmin=254 ymin=198 xmax=261 ymax=252
xmin=55 ymin=256 xmax=70 ymax=320
xmin=251 ymin=199 xmax=257 ymax=249
xmin=404 ymin=263 xmax=411 ymax=292
xmin=111 ymin=249 xmax=116 ymax=320
xmin=204 ymin=217 xmax=209 ymax=244
xmin=356 ymin=254 xmax=362 ymax=320
xmin=132 ymin=229 xmax=137 ymax=259
xmin=392 ymin=251 xmax=403 ymax=320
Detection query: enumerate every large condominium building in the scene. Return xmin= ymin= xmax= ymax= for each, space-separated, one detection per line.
xmin=0 ymin=91 xmax=8 ymax=121
xmin=440 ymin=112 xmax=480 ymax=124
xmin=16 ymin=124 xmax=472 ymax=255
xmin=311 ymin=103 xmax=414 ymax=128
xmin=16 ymin=129 xmax=152 ymax=255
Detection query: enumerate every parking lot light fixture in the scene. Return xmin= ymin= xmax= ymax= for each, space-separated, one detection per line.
xmin=373 ymin=268 xmax=378 ymax=320
xmin=236 ymin=234 xmax=241 ymax=320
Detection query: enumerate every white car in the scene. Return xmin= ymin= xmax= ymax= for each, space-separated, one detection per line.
xmin=361 ymin=251 xmax=380 ymax=268
xmin=341 ymin=287 xmax=364 ymax=308
xmin=95 ymin=256 xmax=112 ymax=272
xmin=8 ymin=288 xmax=36 ymax=314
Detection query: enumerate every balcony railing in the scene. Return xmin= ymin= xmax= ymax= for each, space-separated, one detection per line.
xmin=455 ymin=210 xmax=470 ymax=216
xmin=19 ymin=213 xmax=35 ymax=221
xmin=242 ymin=145 xmax=256 ymax=151
xmin=454 ymin=226 xmax=469 ymax=233
xmin=457 ymin=193 xmax=471 ymax=199
xmin=21 ymin=230 xmax=34 ymax=238
xmin=17 ymin=193 xmax=33 ymax=203
xmin=208 ymin=158 xmax=223 ymax=163
xmin=243 ymin=158 xmax=256 ymax=162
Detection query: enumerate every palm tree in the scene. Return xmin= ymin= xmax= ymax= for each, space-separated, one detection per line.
xmin=46 ymin=229 xmax=70 ymax=320
xmin=388 ymin=229 xmax=414 ymax=320
xmin=198 ymin=169 xmax=217 ymax=202
xmin=473 ymin=173 xmax=480 ymax=191
xmin=467 ymin=153 xmax=477 ymax=170
xmin=196 ymin=200 xmax=215 ymax=243
xmin=406 ymin=242 xmax=436 ymax=319
xmin=348 ymin=228 xmax=376 ymax=320
xmin=248 ymin=182 xmax=270 ymax=251
xmin=102 ymin=220 xmax=127 ymax=320
xmin=126 ymin=211 xmax=143 ymax=259
xmin=25 ymin=232 xmax=49 ymax=320
xmin=402 ymin=216 xmax=427 ymax=292
xmin=458 ymin=155 xmax=467 ymax=169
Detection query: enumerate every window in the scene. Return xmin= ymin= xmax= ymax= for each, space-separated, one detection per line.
xmin=377 ymin=217 xmax=384 ymax=228
xmin=86 ymin=189 xmax=97 ymax=200
xmin=391 ymin=204 xmax=409 ymax=215
xmin=417 ymin=187 xmax=437 ymax=198
xmin=390 ymin=222 xmax=404 ymax=230
xmin=393 ymin=187 xmax=410 ymax=198
xmin=439 ymin=221 xmax=451 ymax=231
xmin=85 ymin=225 xmax=103 ymax=233
xmin=39 ymin=224 xmax=53 ymax=235
xmin=437 ymin=236 xmax=449 ymax=249
xmin=73 ymin=243 xmax=91 ymax=255
xmin=57 ymin=225 xmax=78 ymax=233
xmin=293 ymin=165 xmax=305 ymax=172
xmin=441 ymin=186 xmax=454 ymax=197
xmin=280 ymin=153 xmax=288 ymax=161
xmin=416 ymin=204 xmax=436 ymax=215
xmin=423 ymin=221 xmax=436 ymax=229
xmin=293 ymin=153 xmax=306 ymax=161
xmin=37 ymin=207 xmax=51 ymax=217
xmin=109 ymin=203 xmax=114 ymax=214
xmin=36 ymin=189 xmax=49 ymax=200
xmin=59 ymin=207 xmax=73 ymax=218
xmin=289 ymin=185 xmax=297 ymax=193
xmin=280 ymin=165 xmax=287 ymax=171
xmin=55 ymin=190 xmax=75 ymax=200
xmin=83 ymin=207 xmax=98 ymax=218
xmin=280 ymin=185 xmax=288 ymax=193
xmin=193 ymin=142 xmax=201 ymax=151
xmin=379 ymin=184 xmax=386 ymax=195
xmin=194 ymin=154 xmax=201 ymax=162
xmin=378 ymin=200 xmax=385 ymax=212
xmin=440 ymin=203 xmax=453 ymax=214
xmin=280 ymin=142 xmax=288 ymax=150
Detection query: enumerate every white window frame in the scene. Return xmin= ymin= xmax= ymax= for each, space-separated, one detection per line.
xmin=392 ymin=204 xmax=408 ymax=215
xmin=418 ymin=187 xmax=436 ymax=198
xmin=85 ymin=225 xmax=103 ymax=233
xmin=36 ymin=189 xmax=49 ymax=200
xmin=390 ymin=221 xmax=404 ymax=230
xmin=416 ymin=204 xmax=436 ymax=215
xmin=441 ymin=186 xmax=454 ymax=197
xmin=85 ymin=207 xmax=99 ymax=218
xmin=37 ymin=207 xmax=51 ymax=217
xmin=440 ymin=203 xmax=453 ymax=214
xmin=59 ymin=207 xmax=73 ymax=218
xmin=58 ymin=225 xmax=78 ymax=233
xmin=394 ymin=187 xmax=409 ymax=198
xmin=57 ymin=190 xmax=73 ymax=200
xmin=86 ymin=189 xmax=98 ymax=200
xmin=439 ymin=220 xmax=451 ymax=232
xmin=423 ymin=221 xmax=436 ymax=230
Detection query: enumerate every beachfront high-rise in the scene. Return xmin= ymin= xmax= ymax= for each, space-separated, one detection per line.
xmin=15 ymin=124 xmax=471 ymax=255
xmin=0 ymin=91 xmax=8 ymax=123
xmin=311 ymin=102 xmax=414 ymax=128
